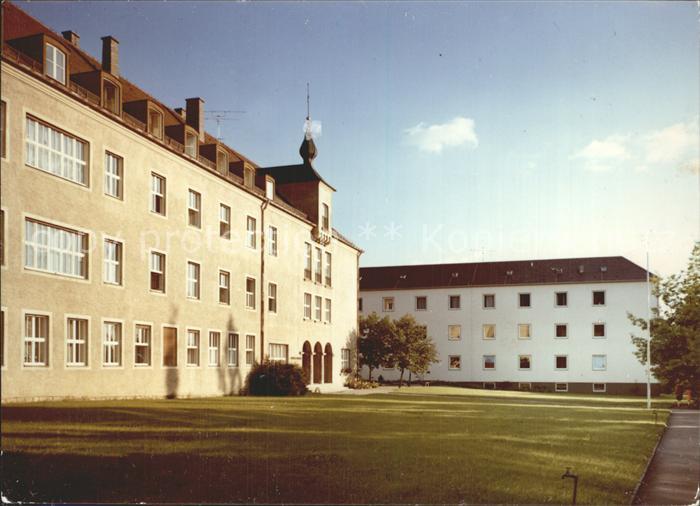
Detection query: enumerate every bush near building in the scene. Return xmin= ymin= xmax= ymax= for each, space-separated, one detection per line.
xmin=244 ymin=361 xmax=308 ymax=396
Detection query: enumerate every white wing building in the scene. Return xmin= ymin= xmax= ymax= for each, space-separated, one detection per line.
xmin=359 ymin=257 xmax=658 ymax=395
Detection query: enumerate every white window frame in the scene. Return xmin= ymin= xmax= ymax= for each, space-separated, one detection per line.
xmin=66 ymin=316 xmax=88 ymax=367
xmin=592 ymin=290 xmax=606 ymax=306
xmin=314 ymin=295 xmax=322 ymax=321
xmin=555 ymin=383 xmax=569 ymax=392
xmin=102 ymin=320 xmax=122 ymax=367
xmin=149 ymin=250 xmax=166 ymax=293
xmin=482 ymin=324 xmax=496 ymax=340
xmin=45 ymin=43 xmax=66 ymax=84
xmin=382 ymin=297 xmax=395 ymax=312
xmin=483 ymin=294 xmax=496 ymax=309
xmin=315 ymin=247 xmax=322 ymax=283
xmin=104 ymin=151 xmax=122 ymax=199
xmin=227 ymin=332 xmax=239 ymax=367
xmin=592 ymin=354 xmax=607 ymax=371
xmin=246 ymin=216 xmax=257 ymax=249
xmin=593 ymin=322 xmax=606 ymax=339
xmin=555 ymin=323 xmax=568 ymax=339
xmin=415 ymin=296 xmax=428 ymax=311
xmin=188 ymin=189 xmax=201 ymax=228
xmin=245 ymin=334 xmax=255 ymax=366
xmin=268 ymin=282 xmax=278 ymax=313
xmin=217 ymin=150 xmax=228 ymax=174
xmin=268 ymin=343 xmax=288 ymax=363
xmin=304 ymin=293 xmax=312 ymax=319
xmin=483 ymin=355 xmax=496 ymax=370
xmin=150 ymin=173 xmax=166 ymax=215
xmin=518 ymin=354 xmax=532 ymax=371
xmin=341 ymin=348 xmax=351 ymax=371
xmin=185 ymin=132 xmax=197 ymax=157
xmin=265 ymin=178 xmax=275 ymax=200
xmin=518 ymin=323 xmax=532 ymax=340
xmin=518 ymin=292 xmax=531 ymax=308
xmin=186 ymin=261 xmax=200 ymax=300
xmin=555 ymin=355 xmax=568 ymax=371
xmin=448 ymin=324 xmax=461 ymax=341
xmin=103 ymin=238 xmax=122 ymax=286
xmin=219 ymin=204 xmax=231 ymax=239
xmin=448 ymin=355 xmax=461 ymax=370
xmin=25 ymin=116 xmax=88 ymax=186
xmin=134 ymin=323 xmax=152 ymax=367
xmin=245 ymin=277 xmax=256 ymax=310
xmin=592 ymin=383 xmax=607 ymax=393
xmin=304 ymin=243 xmax=312 ymax=280
xmin=448 ymin=295 xmax=461 ymax=310
xmin=321 ymin=203 xmax=330 ymax=231
xmin=555 ymin=291 xmax=568 ymax=307
xmin=23 ymin=312 xmax=50 ymax=367
xmin=324 ymin=298 xmax=331 ymax=323
xmin=208 ymin=331 xmax=221 ymax=367
xmin=268 ymin=226 xmax=278 ymax=256
xmin=24 ymin=218 xmax=88 ymax=279
xmin=218 ymin=270 xmax=230 ymax=305
xmin=324 ymin=251 xmax=332 ymax=286
xmin=186 ymin=329 xmax=200 ymax=367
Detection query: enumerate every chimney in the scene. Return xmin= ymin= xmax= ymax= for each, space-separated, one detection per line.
xmin=62 ymin=30 xmax=80 ymax=47
xmin=174 ymin=107 xmax=186 ymax=120
xmin=101 ymin=36 xmax=119 ymax=77
xmin=186 ymin=97 xmax=205 ymax=142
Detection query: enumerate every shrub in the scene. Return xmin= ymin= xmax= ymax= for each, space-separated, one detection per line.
xmin=244 ymin=361 xmax=308 ymax=396
xmin=345 ymin=375 xmax=378 ymax=390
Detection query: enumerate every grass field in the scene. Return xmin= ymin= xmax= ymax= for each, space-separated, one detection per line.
xmin=1 ymin=387 xmax=672 ymax=504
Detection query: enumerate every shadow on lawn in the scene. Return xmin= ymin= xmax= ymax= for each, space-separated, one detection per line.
xmin=1 ymin=450 xmax=345 ymax=504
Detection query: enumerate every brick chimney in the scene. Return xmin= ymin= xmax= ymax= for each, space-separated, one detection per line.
xmin=101 ymin=36 xmax=119 ymax=77
xmin=62 ymin=30 xmax=80 ymax=47
xmin=186 ymin=97 xmax=205 ymax=142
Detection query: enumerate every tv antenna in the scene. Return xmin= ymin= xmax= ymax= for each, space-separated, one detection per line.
xmin=205 ymin=110 xmax=246 ymax=141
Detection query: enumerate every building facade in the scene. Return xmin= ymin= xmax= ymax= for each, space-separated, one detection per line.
xmin=359 ymin=257 xmax=659 ymax=395
xmin=0 ymin=3 xmax=361 ymax=402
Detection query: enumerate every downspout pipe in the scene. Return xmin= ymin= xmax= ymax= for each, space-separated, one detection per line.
xmin=260 ymin=199 xmax=269 ymax=363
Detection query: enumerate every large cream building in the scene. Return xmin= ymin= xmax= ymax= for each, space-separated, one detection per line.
xmin=0 ymin=3 xmax=361 ymax=402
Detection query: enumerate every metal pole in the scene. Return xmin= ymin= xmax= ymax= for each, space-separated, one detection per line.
xmin=646 ymin=247 xmax=651 ymax=410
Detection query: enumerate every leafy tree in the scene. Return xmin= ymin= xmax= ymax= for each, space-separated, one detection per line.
xmin=390 ymin=314 xmax=438 ymax=388
xmin=629 ymin=243 xmax=700 ymax=396
xmin=358 ymin=312 xmax=396 ymax=381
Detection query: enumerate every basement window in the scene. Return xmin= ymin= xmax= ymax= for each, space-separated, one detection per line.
xmin=593 ymin=383 xmax=606 ymax=393
xmin=555 ymin=383 xmax=568 ymax=392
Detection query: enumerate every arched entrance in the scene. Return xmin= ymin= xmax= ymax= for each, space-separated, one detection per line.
xmin=313 ymin=342 xmax=323 ymax=384
xmin=324 ymin=343 xmax=333 ymax=384
xmin=302 ymin=341 xmax=312 ymax=385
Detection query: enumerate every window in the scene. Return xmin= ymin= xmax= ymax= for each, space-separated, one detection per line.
xmin=382 ymin=297 xmax=395 ymax=312
xmin=24 ymin=314 xmax=49 ymax=366
xmin=134 ymin=325 xmax=151 ymax=366
xmin=325 ymin=298 xmax=332 ymax=323
xmin=315 ymin=247 xmax=322 ymax=283
xmin=245 ymin=334 xmax=255 ymax=365
xmin=66 ymin=318 xmax=88 ymax=367
xmin=304 ymin=293 xmax=312 ymax=319
xmin=519 ymin=355 xmax=531 ymax=370
xmin=244 ymin=166 xmax=255 ymax=188
xmin=102 ymin=321 xmax=122 ymax=367
xmin=245 ymin=277 xmax=256 ymax=309
xmin=315 ymin=295 xmax=322 ymax=321
xmin=26 ymin=117 xmax=87 ymax=185
xmin=163 ymin=326 xmax=177 ymax=367
xmin=45 ymin=43 xmax=66 ymax=84
xmin=555 ymin=383 xmax=568 ymax=392
xmin=1 ymin=100 xmax=6 ymax=158
xmin=150 ymin=251 xmax=165 ymax=292
xmin=593 ymin=291 xmax=606 ymax=306
xmin=321 ymin=203 xmax=330 ymax=231
xmin=0 ymin=210 xmax=4 ymax=266
xmin=483 ymin=294 xmax=495 ymax=308
xmin=555 ymin=324 xmax=568 ymax=338
xmin=482 ymin=324 xmax=496 ymax=339
xmin=449 ymin=295 xmax=461 ymax=310
xmin=304 ymin=243 xmax=312 ymax=280
xmin=268 ymin=283 xmax=277 ymax=313
xmin=186 ymin=262 xmax=200 ymax=299
xmin=219 ymin=270 xmax=230 ymax=305
xmin=25 ymin=219 xmax=88 ymax=279
xmin=185 ymin=132 xmax=197 ymax=157
xmin=186 ymin=330 xmax=200 ymax=366
xmin=209 ymin=331 xmax=220 ymax=366
xmin=448 ymin=355 xmax=461 ymax=370
xmin=324 ymin=252 xmax=332 ymax=286
xmin=217 ymin=150 xmax=228 ymax=174
xmin=448 ymin=325 xmax=461 ymax=341
xmin=150 ymin=173 xmax=166 ymax=215
xmin=104 ymin=152 xmax=122 ymax=198
xmin=593 ymin=383 xmax=606 ymax=393
xmin=358 ymin=297 xmax=363 ymax=312
xmin=148 ymin=108 xmax=163 ymax=139
xmin=483 ymin=355 xmax=496 ymax=370
xmin=227 ymin=333 xmax=239 ymax=367
xmin=518 ymin=324 xmax=531 ymax=340
xmin=103 ymin=80 xmax=119 ymax=114
xmin=219 ymin=204 xmax=231 ymax=239
xmin=268 ymin=226 xmax=278 ymax=256
xmin=341 ymin=348 xmax=351 ymax=371
xmin=1 ymin=309 xmax=4 ymax=367
xmin=519 ymin=293 xmax=531 ymax=307
xmin=188 ymin=190 xmax=201 ymax=228
xmin=265 ymin=178 xmax=275 ymax=200
xmin=592 ymin=354 xmax=607 ymax=371
xmin=593 ymin=323 xmax=606 ymax=338
xmin=246 ymin=216 xmax=257 ymax=248
xmin=103 ymin=239 xmax=122 ymax=285
xmin=415 ymin=296 xmax=427 ymax=311
xmin=555 ymin=355 xmax=568 ymax=370
xmin=269 ymin=343 xmax=288 ymax=362
xmin=555 ymin=292 xmax=568 ymax=307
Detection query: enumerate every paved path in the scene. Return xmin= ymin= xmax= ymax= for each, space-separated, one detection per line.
xmin=335 ymin=386 xmax=398 ymax=395
xmin=634 ymin=409 xmax=700 ymax=505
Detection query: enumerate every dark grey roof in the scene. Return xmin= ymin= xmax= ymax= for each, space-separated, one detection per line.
xmin=360 ymin=256 xmax=650 ymax=290
xmin=258 ymin=161 xmax=336 ymax=191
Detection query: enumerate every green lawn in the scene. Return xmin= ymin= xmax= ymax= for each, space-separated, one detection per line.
xmin=1 ymin=387 xmax=672 ymax=504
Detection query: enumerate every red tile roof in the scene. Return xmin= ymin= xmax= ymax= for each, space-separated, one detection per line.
xmin=360 ymin=256 xmax=650 ymax=290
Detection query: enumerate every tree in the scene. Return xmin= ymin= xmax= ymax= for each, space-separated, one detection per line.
xmin=629 ymin=243 xmax=700 ymax=397
xmin=358 ymin=312 xmax=396 ymax=381
xmin=391 ymin=314 xmax=438 ymax=388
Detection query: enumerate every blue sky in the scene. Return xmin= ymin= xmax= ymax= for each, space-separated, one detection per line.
xmin=20 ymin=1 xmax=699 ymax=276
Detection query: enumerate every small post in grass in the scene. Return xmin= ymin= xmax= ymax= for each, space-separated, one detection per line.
xmin=561 ymin=467 xmax=578 ymax=505
xmin=653 ymin=410 xmax=658 ymax=425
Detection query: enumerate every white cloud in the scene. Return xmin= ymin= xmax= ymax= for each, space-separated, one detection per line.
xmin=404 ymin=116 xmax=478 ymax=154
xmin=679 ymin=158 xmax=700 ymax=175
xmin=303 ymin=119 xmax=322 ymax=139
xmin=644 ymin=119 xmax=698 ymax=165
xmin=573 ymin=135 xmax=631 ymax=172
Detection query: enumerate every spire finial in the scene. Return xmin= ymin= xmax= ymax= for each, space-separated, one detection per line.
xmin=306 ymin=82 xmax=310 ymax=120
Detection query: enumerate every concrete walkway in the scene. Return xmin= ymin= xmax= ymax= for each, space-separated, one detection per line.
xmin=335 ymin=386 xmax=397 ymax=395
xmin=634 ymin=409 xmax=700 ymax=505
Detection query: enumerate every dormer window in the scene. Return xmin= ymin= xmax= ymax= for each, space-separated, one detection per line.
xmin=102 ymin=79 xmax=120 ymax=115
xmin=185 ymin=132 xmax=197 ymax=157
xmin=321 ymin=203 xmax=330 ymax=231
xmin=148 ymin=108 xmax=163 ymax=139
xmin=265 ymin=178 xmax=275 ymax=200
xmin=216 ymin=150 xmax=228 ymax=174
xmin=45 ymin=43 xmax=66 ymax=84
xmin=244 ymin=166 xmax=254 ymax=188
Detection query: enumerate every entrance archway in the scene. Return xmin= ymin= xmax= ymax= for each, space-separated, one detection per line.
xmin=302 ymin=341 xmax=312 ymax=385
xmin=324 ymin=343 xmax=333 ymax=383
xmin=313 ymin=342 xmax=323 ymax=384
